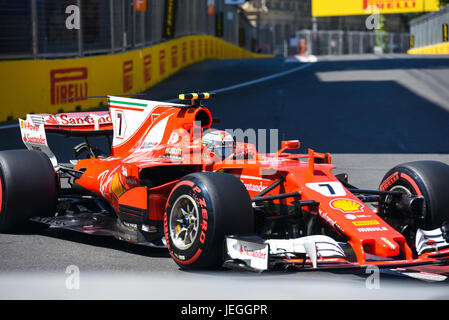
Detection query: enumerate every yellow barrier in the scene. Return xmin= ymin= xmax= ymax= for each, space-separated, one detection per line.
xmin=0 ymin=35 xmax=272 ymax=121
xmin=312 ymin=0 xmax=439 ymax=17
xmin=407 ymin=42 xmax=449 ymax=55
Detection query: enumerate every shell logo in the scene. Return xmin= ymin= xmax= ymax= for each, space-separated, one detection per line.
xmin=111 ymin=173 xmax=126 ymax=199
xmin=330 ymin=198 xmax=364 ymax=213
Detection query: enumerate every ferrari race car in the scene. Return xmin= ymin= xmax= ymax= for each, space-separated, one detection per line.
xmin=1 ymin=93 xmax=449 ymax=272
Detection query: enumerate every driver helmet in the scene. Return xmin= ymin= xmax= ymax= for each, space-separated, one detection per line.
xmin=202 ymin=130 xmax=235 ymax=160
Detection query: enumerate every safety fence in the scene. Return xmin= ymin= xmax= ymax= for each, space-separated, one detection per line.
xmin=0 ymin=0 xmax=272 ymax=60
xmin=0 ymin=35 xmax=271 ymax=121
xmin=408 ymin=4 xmax=449 ymax=54
xmin=294 ymin=30 xmax=411 ymax=55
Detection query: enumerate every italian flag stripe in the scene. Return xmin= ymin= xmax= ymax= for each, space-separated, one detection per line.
xmin=109 ymin=100 xmax=147 ymax=107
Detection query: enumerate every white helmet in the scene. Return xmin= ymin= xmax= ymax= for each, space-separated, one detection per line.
xmin=202 ymin=130 xmax=235 ymax=160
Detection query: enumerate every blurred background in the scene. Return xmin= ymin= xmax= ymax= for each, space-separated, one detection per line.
xmin=1 ymin=0 xmax=448 ymax=60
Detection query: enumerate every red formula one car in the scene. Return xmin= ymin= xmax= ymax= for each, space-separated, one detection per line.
xmin=1 ymin=93 xmax=449 ymax=271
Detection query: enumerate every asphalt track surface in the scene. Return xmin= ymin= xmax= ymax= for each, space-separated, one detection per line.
xmin=1 ymin=54 xmax=449 ymax=299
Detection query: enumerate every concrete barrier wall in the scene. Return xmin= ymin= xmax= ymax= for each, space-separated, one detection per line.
xmin=0 ymin=35 xmax=272 ymax=121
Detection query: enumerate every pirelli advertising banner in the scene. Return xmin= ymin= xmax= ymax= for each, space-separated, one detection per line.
xmin=312 ymin=0 xmax=440 ymax=16
xmin=0 ymin=35 xmax=272 ymax=121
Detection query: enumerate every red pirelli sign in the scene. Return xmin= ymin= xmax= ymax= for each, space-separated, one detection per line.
xmin=50 ymin=67 xmax=88 ymax=105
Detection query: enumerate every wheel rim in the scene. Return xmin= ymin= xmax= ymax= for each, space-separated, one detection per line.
xmin=169 ymin=194 xmax=200 ymax=250
xmin=390 ymin=185 xmax=412 ymax=196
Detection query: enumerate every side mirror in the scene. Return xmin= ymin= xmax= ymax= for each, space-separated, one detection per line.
xmin=277 ymin=140 xmax=300 ymax=155
xmin=281 ymin=140 xmax=300 ymax=150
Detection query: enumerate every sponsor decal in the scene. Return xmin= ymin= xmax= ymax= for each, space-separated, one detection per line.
xmin=363 ymin=0 xmax=416 ymax=10
xmin=352 ymin=220 xmax=380 ymax=226
xmin=159 ymin=49 xmax=166 ymax=75
xmin=58 ymin=113 xmax=112 ymax=126
xmin=20 ymin=118 xmax=57 ymax=166
xmin=50 ymin=67 xmax=88 ymax=105
xmin=171 ymin=45 xmax=178 ymax=69
xmin=162 ymin=146 xmax=183 ymax=161
xmin=23 ymin=134 xmax=46 ymax=145
xmin=191 ymin=185 xmax=208 ymax=245
xmin=125 ymin=176 xmax=139 ymax=186
xmin=44 ymin=115 xmax=59 ymax=125
xmin=181 ymin=42 xmax=187 ymax=64
xmin=190 ymin=40 xmax=195 ymax=60
xmin=330 ymin=198 xmax=365 ymax=213
xmin=319 ymin=209 xmax=337 ymax=226
xmin=21 ymin=121 xmax=40 ymax=132
xmin=123 ymin=60 xmax=133 ymax=92
xmin=111 ymin=173 xmax=126 ymax=199
xmin=239 ymin=245 xmax=267 ymax=260
xmin=380 ymin=171 xmax=399 ymax=190
xmin=143 ymin=54 xmax=152 ymax=83
xmin=198 ymin=39 xmax=202 ymax=58
xmin=20 ymin=120 xmax=47 ymax=145
xmin=165 ymin=147 xmax=182 ymax=156
xmin=357 ymin=226 xmax=388 ymax=232
xmin=243 ymin=181 xmax=266 ymax=193
xmin=345 ymin=214 xmax=372 ymax=220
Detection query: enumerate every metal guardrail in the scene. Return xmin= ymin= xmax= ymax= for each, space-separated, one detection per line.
xmin=294 ymin=30 xmax=410 ymax=55
xmin=409 ymin=4 xmax=449 ymax=48
xmin=0 ymin=0 xmax=272 ymax=60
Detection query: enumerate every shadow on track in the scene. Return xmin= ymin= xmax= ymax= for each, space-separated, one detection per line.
xmin=36 ymin=227 xmax=170 ymax=259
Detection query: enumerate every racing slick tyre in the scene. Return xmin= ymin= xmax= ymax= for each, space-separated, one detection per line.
xmin=379 ymin=161 xmax=449 ymax=230
xmin=164 ymin=172 xmax=254 ymax=269
xmin=0 ymin=150 xmax=57 ymax=232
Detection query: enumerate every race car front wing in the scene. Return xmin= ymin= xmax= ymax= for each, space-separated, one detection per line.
xmin=224 ymin=226 xmax=449 ymax=272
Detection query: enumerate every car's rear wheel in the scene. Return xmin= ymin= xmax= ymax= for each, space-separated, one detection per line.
xmin=379 ymin=161 xmax=449 ymax=244
xmin=0 ymin=150 xmax=57 ymax=232
xmin=164 ymin=172 xmax=254 ymax=269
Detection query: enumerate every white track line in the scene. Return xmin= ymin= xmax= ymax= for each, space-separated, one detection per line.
xmin=0 ymin=62 xmax=314 ymax=131
xmin=210 ymin=62 xmax=313 ymax=94
xmin=167 ymin=62 xmax=314 ymax=102
xmin=0 ymin=123 xmax=19 ymax=130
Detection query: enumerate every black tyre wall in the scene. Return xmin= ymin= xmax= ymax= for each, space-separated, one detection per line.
xmin=0 ymin=150 xmax=57 ymax=232
xmin=380 ymin=161 xmax=449 ymax=229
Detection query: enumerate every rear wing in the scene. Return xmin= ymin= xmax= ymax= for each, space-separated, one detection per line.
xmin=30 ymin=111 xmax=113 ymax=136
xmin=19 ymin=111 xmax=112 ymax=168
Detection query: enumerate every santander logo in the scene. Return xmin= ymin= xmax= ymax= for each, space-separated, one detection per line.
xmin=239 ymin=245 xmax=267 ymax=259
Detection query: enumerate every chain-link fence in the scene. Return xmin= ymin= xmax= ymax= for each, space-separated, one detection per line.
xmin=409 ymin=4 xmax=449 ymax=48
xmin=294 ymin=30 xmax=411 ymax=56
xmin=0 ymin=0 xmax=270 ymax=60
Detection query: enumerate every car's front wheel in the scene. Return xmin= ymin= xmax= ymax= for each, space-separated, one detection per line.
xmin=380 ymin=161 xmax=449 ymax=230
xmin=164 ymin=172 xmax=254 ymax=269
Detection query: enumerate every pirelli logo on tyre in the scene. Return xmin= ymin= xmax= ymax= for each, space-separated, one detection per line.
xmin=50 ymin=67 xmax=88 ymax=105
